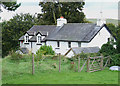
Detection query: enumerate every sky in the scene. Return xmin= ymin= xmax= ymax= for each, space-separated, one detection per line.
xmin=0 ymin=0 xmax=119 ymax=22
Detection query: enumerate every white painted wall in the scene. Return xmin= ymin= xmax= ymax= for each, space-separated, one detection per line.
xmin=81 ymin=26 xmax=111 ymax=48
xmin=46 ymin=41 xmax=79 ymax=55
xmin=71 ymin=42 xmax=79 ymax=47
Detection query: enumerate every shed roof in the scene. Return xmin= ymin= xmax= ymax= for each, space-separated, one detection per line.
xmin=72 ymin=47 xmax=100 ymax=55
xmin=65 ymin=47 xmax=100 ymax=56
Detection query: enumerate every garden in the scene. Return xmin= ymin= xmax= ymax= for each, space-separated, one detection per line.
xmin=2 ymin=44 xmax=120 ymax=84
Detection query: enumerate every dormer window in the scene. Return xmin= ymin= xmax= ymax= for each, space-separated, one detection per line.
xmin=37 ymin=33 xmax=42 ymax=44
xmin=37 ymin=36 xmax=41 ymax=43
xmin=24 ymin=33 xmax=29 ymax=43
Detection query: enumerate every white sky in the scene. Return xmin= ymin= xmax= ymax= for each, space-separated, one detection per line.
xmin=0 ymin=0 xmax=119 ymax=22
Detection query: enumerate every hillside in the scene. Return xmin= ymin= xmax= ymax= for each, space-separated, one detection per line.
xmin=87 ymin=19 xmax=119 ymax=26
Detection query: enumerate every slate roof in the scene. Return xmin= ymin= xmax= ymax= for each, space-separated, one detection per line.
xmin=27 ymin=25 xmax=56 ymax=35
xmin=45 ymin=23 xmax=101 ymax=42
xmin=72 ymin=47 xmax=100 ymax=55
xmin=19 ymin=23 xmax=115 ymax=42
xmin=20 ymin=47 xmax=29 ymax=54
xmin=19 ymin=25 xmax=56 ymax=41
xmin=65 ymin=47 xmax=100 ymax=56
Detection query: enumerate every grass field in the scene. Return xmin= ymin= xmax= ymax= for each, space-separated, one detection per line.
xmin=2 ymin=55 xmax=119 ymax=84
xmin=0 ymin=58 xmax=2 ymax=86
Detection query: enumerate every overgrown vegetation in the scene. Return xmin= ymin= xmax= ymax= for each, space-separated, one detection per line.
xmin=100 ymin=42 xmax=120 ymax=66
xmin=2 ymin=55 xmax=118 ymax=84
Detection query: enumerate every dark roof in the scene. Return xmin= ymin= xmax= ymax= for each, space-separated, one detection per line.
xmin=19 ymin=23 xmax=115 ymax=42
xmin=72 ymin=47 xmax=100 ymax=54
xmin=45 ymin=23 xmax=100 ymax=42
xmin=65 ymin=47 xmax=100 ymax=56
xmin=27 ymin=25 xmax=56 ymax=35
xmin=20 ymin=48 xmax=29 ymax=54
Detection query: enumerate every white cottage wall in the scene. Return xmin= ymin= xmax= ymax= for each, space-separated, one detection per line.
xmin=81 ymin=27 xmax=111 ymax=48
xmin=71 ymin=42 xmax=79 ymax=47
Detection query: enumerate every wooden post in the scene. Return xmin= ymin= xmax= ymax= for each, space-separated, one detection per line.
xmin=87 ymin=57 xmax=90 ymax=72
xmin=59 ymin=53 xmax=61 ymax=72
xmin=100 ymin=57 xmax=103 ymax=70
xmin=108 ymin=56 xmax=110 ymax=66
xmin=78 ymin=56 xmax=80 ymax=72
xmin=32 ymin=53 xmax=34 ymax=75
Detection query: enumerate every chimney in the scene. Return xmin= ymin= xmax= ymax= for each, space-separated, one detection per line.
xmin=57 ymin=16 xmax=67 ymax=26
xmin=97 ymin=18 xmax=106 ymax=26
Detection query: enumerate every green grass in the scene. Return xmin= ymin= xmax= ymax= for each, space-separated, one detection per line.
xmin=2 ymin=55 xmax=119 ymax=84
xmin=0 ymin=58 xmax=2 ymax=86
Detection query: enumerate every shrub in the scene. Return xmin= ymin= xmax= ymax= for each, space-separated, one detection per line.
xmin=9 ymin=50 xmax=22 ymax=61
xmin=110 ymin=54 xmax=120 ymax=66
xmin=36 ymin=45 xmax=55 ymax=55
xmin=100 ymin=43 xmax=117 ymax=57
xmin=35 ymin=52 xmax=42 ymax=62
xmin=74 ymin=52 xmax=88 ymax=59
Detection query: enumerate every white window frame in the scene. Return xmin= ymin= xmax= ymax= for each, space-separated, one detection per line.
xmin=24 ymin=33 xmax=29 ymax=43
xmin=37 ymin=34 xmax=42 ymax=44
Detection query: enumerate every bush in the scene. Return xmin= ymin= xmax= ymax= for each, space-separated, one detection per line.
xmin=35 ymin=53 xmax=42 ymax=62
xmin=110 ymin=54 xmax=120 ymax=66
xmin=36 ymin=45 xmax=55 ymax=55
xmin=9 ymin=50 xmax=22 ymax=61
xmin=100 ymin=43 xmax=117 ymax=57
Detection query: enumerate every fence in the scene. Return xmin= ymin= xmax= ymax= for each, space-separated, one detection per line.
xmin=86 ymin=56 xmax=110 ymax=72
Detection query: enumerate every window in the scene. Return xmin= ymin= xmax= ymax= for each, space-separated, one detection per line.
xmin=68 ymin=42 xmax=71 ymax=48
xmin=37 ymin=36 xmax=41 ymax=43
xmin=25 ymin=35 xmax=29 ymax=43
xmin=57 ymin=41 xmax=60 ymax=47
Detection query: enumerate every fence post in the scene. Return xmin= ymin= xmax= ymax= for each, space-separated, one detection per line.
xmin=108 ymin=56 xmax=110 ymax=66
xmin=100 ymin=57 xmax=103 ymax=70
xmin=32 ymin=53 xmax=34 ymax=75
xmin=87 ymin=57 xmax=90 ymax=72
xmin=59 ymin=53 xmax=61 ymax=72
xmin=78 ymin=56 xmax=80 ymax=72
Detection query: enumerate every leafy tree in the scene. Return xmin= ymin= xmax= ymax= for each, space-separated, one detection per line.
xmin=39 ymin=2 xmax=86 ymax=24
xmin=2 ymin=13 xmax=38 ymax=57
xmin=100 ymin=42 xmax=117 ymax=57
xmin=0 ymin=1 xmax=21 ymax=12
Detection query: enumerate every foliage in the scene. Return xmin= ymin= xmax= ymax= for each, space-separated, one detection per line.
xmin=74 ymin=52 xmax=88 ymax=59
xmin=36 ymin=45 xmax=55 ymax=55
xmin=106 ymin=23 xmax=120 ymax=53
xmin=1 ymin=2 xmax=21 ymax=11
xmin=2 ymin=13 xmax=39 ymax=57
xmin=100 ymin=42 xmax=117 ymax=57
xmin=39 ymin=2 xmax=87 ymax=24
xmin=9 ymin=50 xmax=22 ymax=61
xmin=34 ymin=53 xmax=43 ymax=62
xmin=2 ymin=56 xmax=118 ymax=84
xmin=110 ymin=54 xmax=120 ymax=66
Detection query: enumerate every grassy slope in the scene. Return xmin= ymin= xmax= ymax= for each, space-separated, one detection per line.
xmin=0 ymin=58 xmax=1 ymax=86
xmin=87 ymin=19 xmax=118 ymax=25
xmin=2 ymin=56 xmax=119 ymax=84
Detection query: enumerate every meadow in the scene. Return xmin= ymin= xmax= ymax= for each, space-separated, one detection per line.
xmin=2 ymin=55 xmax=119 ymax=84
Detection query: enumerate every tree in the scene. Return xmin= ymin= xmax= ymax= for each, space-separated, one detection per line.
xmin=0 ymin=1 xmax=21 ymax=12
xmin=106 ymin=23 xmax=120 ymax=53
xmin=2 ymin=13 xmax=38 ymax=57
xmin=39 ymin=2 xmax=86 ymax=24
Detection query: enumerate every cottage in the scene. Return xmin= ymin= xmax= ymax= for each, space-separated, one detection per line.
xmin=19 ymin=16 xmax=116 ymax=56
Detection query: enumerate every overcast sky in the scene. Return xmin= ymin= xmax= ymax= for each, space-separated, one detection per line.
xmin=0 ymin=0 xmax=119 ymax=22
